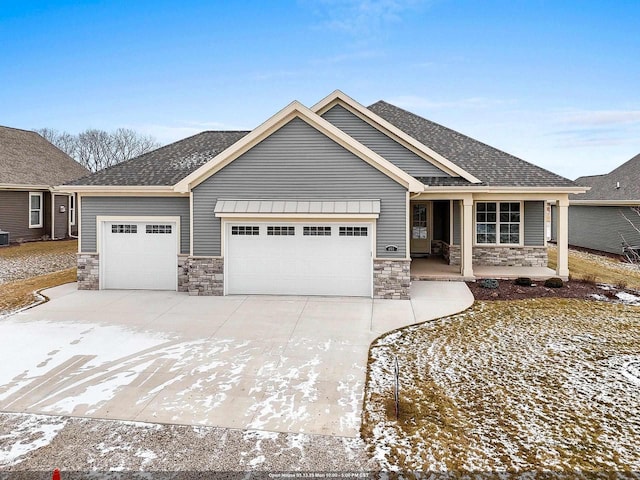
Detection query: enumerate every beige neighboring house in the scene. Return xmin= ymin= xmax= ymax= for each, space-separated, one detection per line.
xmin=0 ymin=126 xmax=90 ymax=244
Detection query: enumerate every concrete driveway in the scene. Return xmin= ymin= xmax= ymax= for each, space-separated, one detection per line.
xmin=0 ymin=281 xmax=473 ymax=437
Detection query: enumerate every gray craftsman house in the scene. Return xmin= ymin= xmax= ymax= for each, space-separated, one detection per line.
xmin=62 ymin=91 xmax=585 ymax=298
xmin=554 ymin=153 xmax=640 ymax=255
xmin=0 ymin=126 xmax=89 ymax=244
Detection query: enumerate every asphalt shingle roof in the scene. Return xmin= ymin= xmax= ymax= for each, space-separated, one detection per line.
xmin=68 ymin=130 xmax=249 ymax=186
xmin=0 ymin=126 xmax=89 ymax=185
xmin=368 ymin=101 xmax=576 ymax=188
xmin=573 ymin=153 xmax=640 ymax=201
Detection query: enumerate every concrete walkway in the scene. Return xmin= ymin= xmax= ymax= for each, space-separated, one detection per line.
xmin=0 ymin=281 xmax=473 ymax=438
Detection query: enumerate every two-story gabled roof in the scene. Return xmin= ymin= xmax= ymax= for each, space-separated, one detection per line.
xmin=0 ymin=126 xmax=89 ymax=187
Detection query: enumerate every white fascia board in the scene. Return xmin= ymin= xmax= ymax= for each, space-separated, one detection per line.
xmin=312 ymin=90 xmax=482 ymax=184
xmin=56 ymin=185 xmax=181 ymax=195
xmin=173 ymin=100 xmax=424 ymax=193
xmin=0 ymin=184 xmax=51 ymax=191
xmin=417 ymin=186 xmax=589 ymax=194
xmin=570 ymin=199 xmax=640 ymax=206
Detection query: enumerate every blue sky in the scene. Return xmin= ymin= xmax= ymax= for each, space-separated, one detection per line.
xmin=1 ymin=0 xmax=639 ymax=180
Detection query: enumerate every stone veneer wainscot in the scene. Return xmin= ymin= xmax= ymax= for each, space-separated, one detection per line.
xmin=77 ymin=253 xmax=99 ymax=290
xmin=373 ymin=259 xmax=411 ymax=299
xmin=185 ymin=257 xmax=224 ymax=296
xmin=448 ymin=245 xmax=547 ymax=267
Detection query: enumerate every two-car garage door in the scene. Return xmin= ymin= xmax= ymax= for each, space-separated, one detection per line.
xmin=225 ymin=222 xmax=373 ymax=297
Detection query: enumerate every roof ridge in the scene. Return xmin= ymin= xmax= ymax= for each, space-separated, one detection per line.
xmin=0 ymin=125 xmax=39 ymax=134
xmin=370 ymin=100 xmax=574 ymax=184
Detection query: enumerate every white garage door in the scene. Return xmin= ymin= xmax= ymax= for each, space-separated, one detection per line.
xmin=225 ymin=222 xmax=373 ymax=296
xmin=101 ymin=221 xmax=178 ymax=290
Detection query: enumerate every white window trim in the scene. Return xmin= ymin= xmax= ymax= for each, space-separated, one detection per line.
xmin=69 ymin=194 xmax=76 ymax=226
xmin=29 ymin=192 xmax=44 ymax=228
xmin=473 ymin=201 xmax=524 ymax=247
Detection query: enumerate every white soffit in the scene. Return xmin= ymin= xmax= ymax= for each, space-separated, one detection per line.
xmin=214 ymin=199 xmax=381 ymax=215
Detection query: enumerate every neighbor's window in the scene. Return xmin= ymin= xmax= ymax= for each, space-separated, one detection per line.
xmin=476 ymin=202 xmax=521 ymax=245
xmin=69 ymin=195 xmax=76 ymax=225
xmin=29 ymin=192 xmax=43 ymax=228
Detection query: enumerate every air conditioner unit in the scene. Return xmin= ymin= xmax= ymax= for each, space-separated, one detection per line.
xmin=0 ymin=231 xmax=9 ymax=247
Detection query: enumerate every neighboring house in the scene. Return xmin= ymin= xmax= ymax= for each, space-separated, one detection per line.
xmin=0 ymin=126 xmax=90 ymax=243
xmin=63 ymin=91 xmax=585 ymax=299
xmin=552 ymin=153 xmax=640 ymax=255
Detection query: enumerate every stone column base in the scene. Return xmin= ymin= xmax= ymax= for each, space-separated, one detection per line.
xmin=77 ymin=253 xmax=99 ymax=290
xmin=185 ymin=257 xmax=224 ymax=296
xmin=373 ymin=259 xmax=411 ymax=299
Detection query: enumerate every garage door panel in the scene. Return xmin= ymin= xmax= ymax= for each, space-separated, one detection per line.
xmin=102 ymin=221 xmax=177 ymax=290
xmin=226 ymin=223 xmax=372 ymax=297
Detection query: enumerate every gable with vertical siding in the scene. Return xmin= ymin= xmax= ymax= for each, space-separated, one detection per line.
xmin=193 ymin=117 xmax=408 ymax=258
xmin=321 ymin=104 xmax=451 ymax=178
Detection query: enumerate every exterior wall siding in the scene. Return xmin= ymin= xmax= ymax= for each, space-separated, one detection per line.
xmin=0 ymin=190 xmax=51 ymax=242
xmin=568 ymin=205 xmax=640 ymax=254
xmin=192 ymin=117 xmax=408 ymax=258
xmin=53 ymin=194 xmax=69 ymax=239
xmin=80 ymin=196 xmax=190 ymax=253
xmin=452 ymin=200 xmax=461 ymax=245
xmin=524 ymin=200 xmax=545 ymax=246
xmin=321 ymin=105 xmax=451 ymax=178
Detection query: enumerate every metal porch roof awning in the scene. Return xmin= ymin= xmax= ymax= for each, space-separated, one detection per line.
xmin=214 ymin=199 xmax=381 ymax=216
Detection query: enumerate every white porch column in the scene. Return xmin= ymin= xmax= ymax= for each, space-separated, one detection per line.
xmin=462 ymin=197 xmax=474 ymax=278
xmin=556 ymin=197 xmax=570 ymax=278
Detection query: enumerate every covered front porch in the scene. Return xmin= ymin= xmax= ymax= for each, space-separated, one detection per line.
xmin=410 ymin=256 xmax=557 ymax=281
xmin=408 ymin=195 xmax=569 ymax=282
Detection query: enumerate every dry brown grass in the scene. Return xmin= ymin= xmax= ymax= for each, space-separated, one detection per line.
xmin=0 ymin=239 xmax=77 ymax=259
xmin=363 ymin=298 xmax=640 ymax=472
xmin=548 ymin=246 xmax=640 ymax=289
xmin=0 ymin=268 xmax=76 ymax=313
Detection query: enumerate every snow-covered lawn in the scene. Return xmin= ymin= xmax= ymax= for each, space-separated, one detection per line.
xmin=363 ymin=298 xmax=640 ymax=472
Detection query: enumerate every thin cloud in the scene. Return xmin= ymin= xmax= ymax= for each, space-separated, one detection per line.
xmin=387 ymin=95 xmax=512 ymax=110
xmin=557 ymin=109 xmax=640 ymax=127
xmin=306 ymin=0 xmax=430 ymax=36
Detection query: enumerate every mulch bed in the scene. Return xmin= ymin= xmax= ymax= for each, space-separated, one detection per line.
xmin=467 ymin=279 xmax=621 ymax=301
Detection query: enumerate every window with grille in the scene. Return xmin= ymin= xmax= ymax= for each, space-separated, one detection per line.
xmin=111 ymin=224 xmax=138 ymax=234
xmin=339 ymin=226 xmax=368 ymax=237
xmin=476 ymin=202 xmax=521 ymax=244
xmin=231 ymin=226 xmax=259 ymax=235
xmin=146 ymin=224 xmax=172 ymax=234
xmin=303 ymin=226 xmax=331 ymax=236
xmin=267 ymin=226 xmax=295 ymax=236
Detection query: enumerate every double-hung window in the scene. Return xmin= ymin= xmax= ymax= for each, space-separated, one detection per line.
xmin=29 ymin=192 xmax=43 ymax=228
xmin=476 ymin=202 xmax=521 ymax=245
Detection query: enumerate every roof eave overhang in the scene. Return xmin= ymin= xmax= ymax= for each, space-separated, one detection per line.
xmin=570 ymin=199 xmax=640 ymax=206
xmin=0 ymin=183 xmax=51 ymax=191
xmin=311 ymin=90 xmax=483 ymax=185
xmin=173 ymin=100 xmax=424 ymax=194
xmin=55 ymin=185 xmax=185 ymax=195
xmin=417 ymin=186 xmax=589 ymax=194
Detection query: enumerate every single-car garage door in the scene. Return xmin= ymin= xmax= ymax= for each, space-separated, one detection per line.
xmin=225 ymin=222 xmax=373 ymax=297
xmin=101 ymin=221 xmax=178 ymax=290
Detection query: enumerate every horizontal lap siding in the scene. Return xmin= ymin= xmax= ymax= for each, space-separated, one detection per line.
xmin=524 ymin=201 xmax=545 ymax=246
xmin=568 ymin=205 xmax=640 ymax=254
xmin=53 ymin=195 xmax=68 ymax=239
xmin=321 ymin=105 xmax=450 ymax=178
xmin=0 ymin=190 xmax=50 ymax=241
xmin=193 ymin=117 xmax=407 ymax=258
xmin=80 ymin=196 xmax=190 ymax=253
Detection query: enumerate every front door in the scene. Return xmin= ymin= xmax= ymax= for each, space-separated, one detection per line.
xmin=410 ymin=202 xmax=431 ymax=256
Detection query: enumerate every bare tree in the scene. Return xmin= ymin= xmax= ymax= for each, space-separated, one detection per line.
xmin=619 ymin=207 xmax=640 ymax=265
xmin=35 ymin=127 xmax=160 ymax=172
